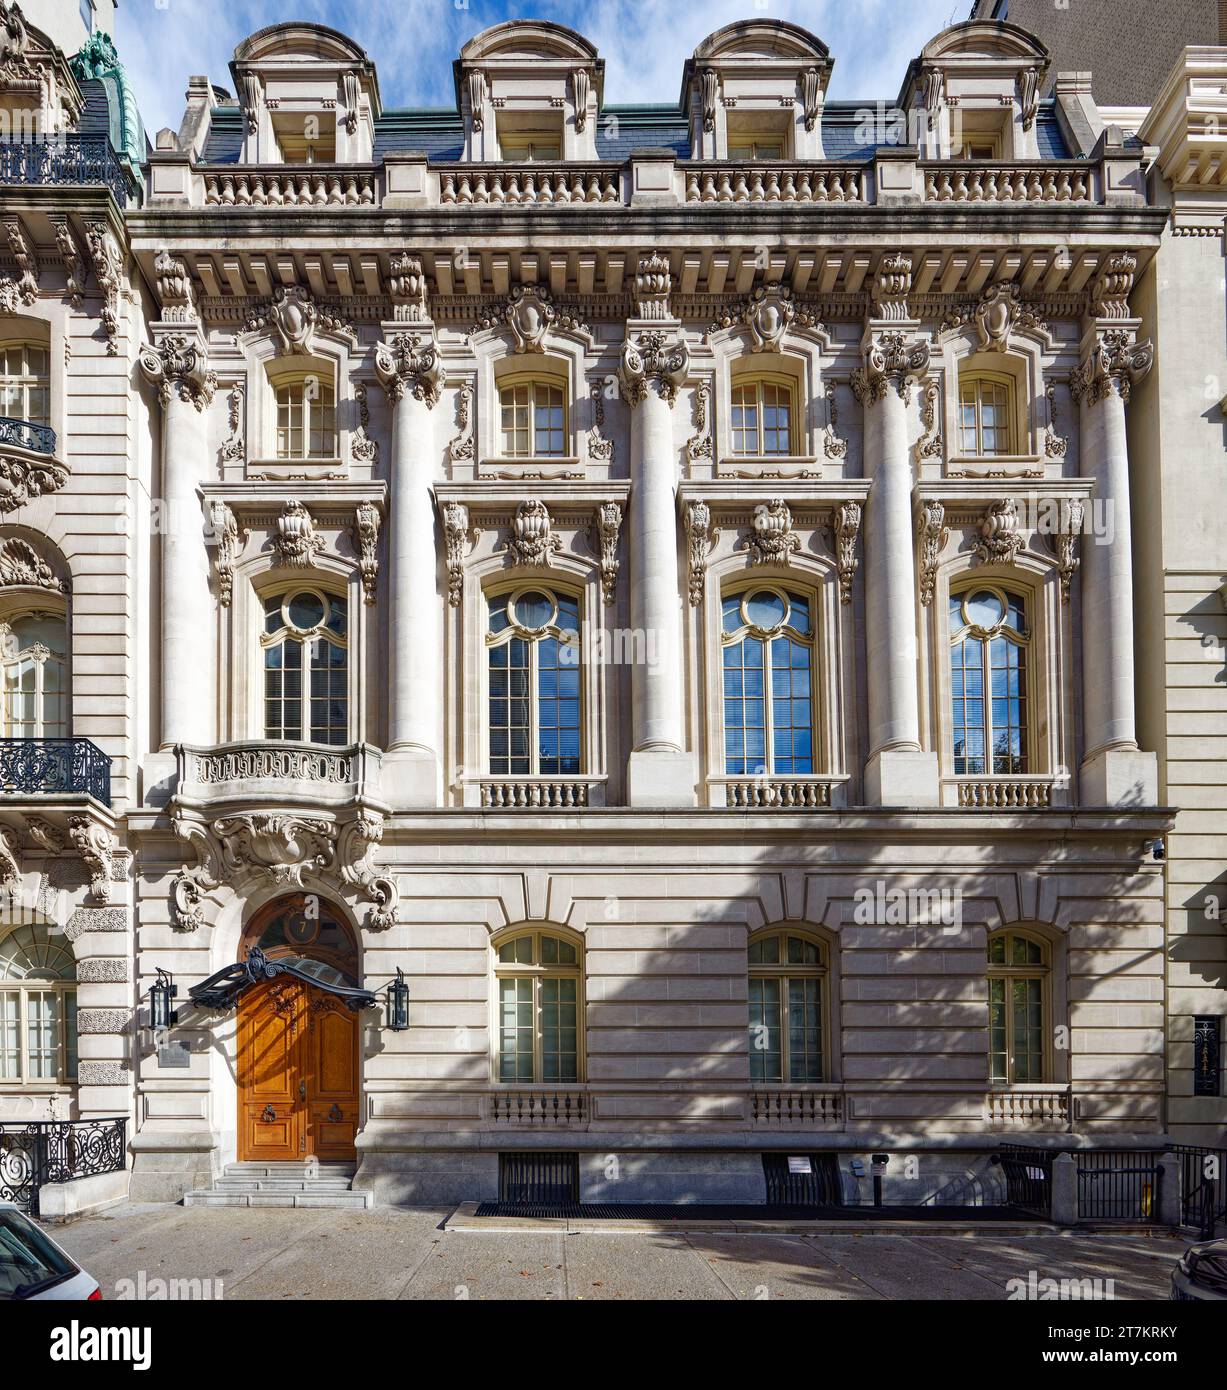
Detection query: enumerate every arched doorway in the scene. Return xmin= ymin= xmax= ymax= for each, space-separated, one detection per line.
xmin=236 ymin=896 xmax=361 ymax=1164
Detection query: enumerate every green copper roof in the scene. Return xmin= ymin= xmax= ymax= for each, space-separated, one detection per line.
xmin=70 ymin=31 xmax=147 ymax=175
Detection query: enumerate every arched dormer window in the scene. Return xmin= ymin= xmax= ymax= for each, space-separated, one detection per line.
xmin=949 ymin=586 xmax=1030 ymax=776
xmin=722 ymin=586 xmax=815 ymax=775
xmin=493 ymin=928 xmax=583 ymax=1083
xmin=730 ymin=372 xmax=796 ymax=457
xmin=987 ymin=929 xmax=1049 ymax=1084
xmin=0 ymin=922 xmax=77 ymax=1084
xmin=261 ymin=588 xmax=348 ymax=745
xmin=499 ymin=373 xmax=567 ymax=458
xmin=1 ymin=613 xmax=68 ymax=739
xmin=269 ymin=360 xmax=336 ymax=461
xmin=486 ymin=587 xmax=580 ymax=776
xmin=0 ymin=340 xmax=50 ymax=429
xmin=748 ymin=927 xmax=828 ymax=1084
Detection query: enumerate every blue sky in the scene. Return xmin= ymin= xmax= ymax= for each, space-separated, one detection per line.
xmin=117 ymin=0 xmax=968 ymax=133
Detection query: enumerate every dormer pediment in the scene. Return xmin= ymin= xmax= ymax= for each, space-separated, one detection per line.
xmin=0 ymin=2 xmax=83 ymax=134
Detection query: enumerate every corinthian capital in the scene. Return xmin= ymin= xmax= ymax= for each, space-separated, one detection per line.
xmin=374 ymin=329 xmax=445 ymax=408
xmin=618 ymin=327 xmax=689 ymax=408
xmin=851 ymin=329 xmax=931 ymax=407
xmin=138 ymin=329 xmax=216 ymax=411
xmin=1071 ymin=326 xmax=1154 ymax=406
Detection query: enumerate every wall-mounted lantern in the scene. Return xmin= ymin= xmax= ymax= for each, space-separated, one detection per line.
xmin=384 ymin=967 xmax=409 ymax=1032
xmin=150 ymin=967 xmax=179 ymax=1030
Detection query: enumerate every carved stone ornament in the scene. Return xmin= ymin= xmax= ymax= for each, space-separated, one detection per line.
xmin=154 ymin=247 xmax=196 ymax=322
xmin=686 ymin=378 xmax=713 ymax=462
xmin=246 ymin=286 xmax=355 ymax=349
xmin=744 ymin=283 xmax=795 ymax=352
xmin=0 ymin=215 xmax=37 ymax=312
xmin=742 ymin=498 xmax=801 ymax=567
xmin=0 ymin=536 xmax=63 ymax=591
xmin=274 ymin=499 xmax=325 ymax=567
xmin=138 ymin=333 xmax=216 ymax=411
xmin=1089 ymin=251 xmax=1138 ymax=320
xmin=353 ymin=500 xmax=379 ymax=604
xmin=506 ymin=284 xmax=556 ymax=353
xmin=374 ymin=331 xmax=445 ymax=407
xmin=871 ymin=251 xmax=913 ymax=321
xmin=851 ymin=331 xmax=931 ymax=407
xmin=572 ymin=67 xmax=590 ymax=132
xmin=802 ymin=66 xmax=821 ymax=131
xmin=468 ymin=69 xmax=487 ymax=131
xmin=0 ymin=2 xmax=32 ymax=80
xmin=974 ymin=498 xmax=1025 ymax=565
xmin=917 ymin=499 xmax=949 ymax=606
xmin=387 ymin=251 xmax=429 ymax=323
xmin=914 ymin=379 xmax=943 ymax=464
xmin=1055 ymin=497 xmax=1084 ymax=603
xmin=1070 ymin=328 xmax=1154 ymax=406
xmin=823 ymin=382 xmax=848 ymax=460
xmin=49 ymin=216 xmax=85 ymax=309
xmin=700 ymin=68 xmax=720 ymax=132
xmin=208 ymin=500 xmax=245 ymax=607
xmin=1017 ymin=66 xmax=1040 ymax=132
xmin=618 ymin=329 xmax=689 ymax=408
xmin=921 ymin=67 xmax=945 ymax=130
xmin=587 ymin=384 xmax=614 ymax=463
xmin=349 ymin=381 xmax=378 ymax=465
xmin=684 ymin=500 xmax=716 ymax=604
xmin=219 ymin=380 xmax=245 ymax=463
xmin=975 ymin=280 xmax=1021 ymax=351
xmin=507 ymin=498 xmax=562 ymax=568
xmin=214 ymin=813 xmax=336 ymax=887
xmin=85 ymin=222 xmax=123 ymax=354
xmin=343 ymin=70 xmax=360 ymax=135
xmin=634 ymin=250 xmax=673 ymax=321
xmin=239 ymin=72 xmax=261 ymax=134
xmin=833 ymin=500 xmax=861 ymax=604
xmin=0 ymin=452 xmax=69 ymax=511
xmin=67 ymin=815 xmax=120 ymax=905
xmin=449 ymin=380 xmax=475 ymax=462
xmin=1044 ymin=381 xmax=1067 ymax=458
xmin=442 ymin=500 xmax=473 ymax=606
xmin=0 ymin=825 xmax=19 ymax=892
xmin=595 ymin=501 xmax=622 ymax=606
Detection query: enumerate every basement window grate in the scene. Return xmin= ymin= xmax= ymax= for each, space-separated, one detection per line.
xmin=499 ymin=1151 xmax=580 ymax=1205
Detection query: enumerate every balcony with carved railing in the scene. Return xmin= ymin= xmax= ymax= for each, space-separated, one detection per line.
xmin=684 ymin=163 xmax=864 ymax=204
xmin=202 ymin=165 xmax=379 ymax=208
xmin=751 ymin=1087 xmax=845 ymax=1128
xmin=440 ymin=164 xmax=621 ymax=206
xmin=173 ymin=740 xmax=384 ymax=813
xmin=985 ymin=1087 xmax=1071 ymax=1131
xmin=922 ymin=161 xmax=1093 ymax=204
xmin=0 ymin=738 xmax=111 ymax=807
xmin=474 ymin=776 xmax=605 ymax=810
xmin=0 ymin=416 xmax=55 ymax=456
xmin=486 ymin=1087 xmax=589 ymax=1127
xmin=713 ymin=776 xmax=846 ymax=810
xmin=946 ymin=775 xmax=1066 ymax=810
xmin=0 ymin=136 xmax=132 ymax=207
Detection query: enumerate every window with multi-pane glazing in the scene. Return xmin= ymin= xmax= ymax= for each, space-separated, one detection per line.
xmin=958 ymin=373 xmax=1014 ymax=456
xmin=0 ymin=342 xmax=50 ymax=427
xmin=722 ymin=588 xmax=814 ymax=775
xmin=499 ymin=378 xmax=566 ymax=457
xmin=730 ymin=377 xmax=794 ymax=456
xmin=273 ymin=366 xmax=336 ymax=460
xmin=987 ymin=930 xmax=1048 ymax=1084
xmin=261 ymin=590 xmax=348 ymax=745
xmin=486 ymin=589 xmax=580 ymax=776
xmin=494 ymin=930 xmax=581 ymax=1083
xmin=748 ymin=930 xmax=826 ymax=1084
xmin=0 ymin=923 xmax=77 ymax=1085
xmin=1 ymin=614 xmax=68 ymax=738
xmin=949 ymin=587 xmax=1029 ymax=776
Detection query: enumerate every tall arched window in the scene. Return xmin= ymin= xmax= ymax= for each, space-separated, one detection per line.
xmin=0 ymin=341 xmax=50 ymax=427
xmin=987 ymin=929 xmax=1049 ymax=1084
xmin=493 ymin=929 xmax=582 ymax=1083
xmin=486 ymin=588 xmax=580 ymax=776
xmin=958 ymin=371 xmax=1015 ymax=456
xmin=748 ymin=928 xmax=827 ymax=1083
xmin=1 ymin=614 xmax=68 ymax=738
xmin=731 ymin=376 xmax=795 ymax=456
xmin=270 ymin=362 xmax=336 ymax=460
xmin=261 ymin=589 xmax=348 ymax=744
xmin=949 ymin=586 xmax=1029 ymax=775
xmin=499 ymin=377 xmax=566 ymax=457
xmin=0 ymin=923 xmax=77 ymax=1084
xmin=722 ymin=587 xmax=814 ymax=775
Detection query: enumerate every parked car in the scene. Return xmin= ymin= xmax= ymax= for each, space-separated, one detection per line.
xmin=0 ymin=1202 xmax=100 ymax=1300
xmin=1171 ymin=1239 xmax=1227 ymax=1300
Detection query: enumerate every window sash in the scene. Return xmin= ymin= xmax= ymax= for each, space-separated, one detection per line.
xmin=497 ymin=973 xmax=579 ymax=1083
xmin=275 ymin=380 xmax=336 ymax=459
xmin=723 ymin=634 xmax=813 ymax=775
xmin=0 ymin=986 xmax=76 ymax=1084
xmin=264 ymin=633 xmax=348 ymax=745
xmin=988 ymin=974 xmax=1045 ymax=1084
xmin=0 ymin=344 xmax=51 ymax=426
xmin=749 ymin=973 xmax=824 ymax=1083
xmin=731 ymin=381 xmax=793 ymax=457
xmin=499 ymin=381 xmax=566 ymax=457
xmin=951 ymin=630 xmax=1028 ymax=775
xmin=958 ymin=378 xmax=1013 ymax=457
xmin=2 ymin=637 xmax=68 ymax=739
xmin=488 ymin=633 xmax=581 ymax=776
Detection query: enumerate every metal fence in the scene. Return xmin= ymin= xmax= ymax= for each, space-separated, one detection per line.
xmin=996 ymin=1144 xmax=1054 ymax=1216
xmin=1076 ymin=1150 xmax=1163 ymax=1222
xmin=0 ymin=737 xmax=112 ymax=804
xmin=0 ymin=136 xmax=130 ymax=206
xmin=1173 ymin=1145 xmax=1227 ymax=1239
xmin=0 ymin=415 xmax=56 ymax=455
xmin=0 ymin=1118 xmax=127 ymax=1216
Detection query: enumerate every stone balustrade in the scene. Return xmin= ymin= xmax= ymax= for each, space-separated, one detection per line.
xmin=922 ymin=162 xmax=1092 ymax=203
xmin=985 ymin=1088 xmax=1071 ymax=1129
xmin=440 ymin=165 xmax=620 ymax=205
xmin=202 ymin=166 xmax=378 ymax=207
xmin=685 ymin=163 xmax=863 ymax=204
xmin=751 ymin=1087 xmax=844 ymax=1127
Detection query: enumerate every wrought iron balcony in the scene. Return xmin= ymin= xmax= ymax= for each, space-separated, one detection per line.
xmin=0 ymin=415 xmax=55 ymax=455
xmin=0 ymin=135 xmax=130 ymax=207
xmin=0 ymin=1118 xmax=127 ymax=1215
xmin=0 ymin=737 xmax=112 ymax=806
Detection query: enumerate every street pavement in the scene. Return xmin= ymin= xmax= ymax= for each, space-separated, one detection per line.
xmin=47 ymin=1202 xmax=1189 ymax=1300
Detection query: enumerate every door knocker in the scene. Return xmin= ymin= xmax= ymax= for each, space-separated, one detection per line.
xmin=260 ymin=1105 xmax=277 ymax=1123
xmin=327 ymin=1104 xmax=343 ymax=1123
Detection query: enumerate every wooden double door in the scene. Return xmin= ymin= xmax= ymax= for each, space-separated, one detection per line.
xmin=237 ymin=976 xmax=360 ymax=1163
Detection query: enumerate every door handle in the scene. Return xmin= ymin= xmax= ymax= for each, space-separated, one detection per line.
xmin=299 ymin=1081 xmax=307 ymax=1100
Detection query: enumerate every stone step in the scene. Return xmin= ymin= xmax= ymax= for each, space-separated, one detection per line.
xmin=214 ymin=1177 xmax=356 ymax=1193
xmin=224 ymin=1162 xmax=356 ymax=1177
xmin=184 ymin=1187 xmax=373 ymax=1210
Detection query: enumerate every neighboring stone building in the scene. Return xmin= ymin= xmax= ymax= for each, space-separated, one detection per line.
xmin=0 ymin=9 xmax=1220 ymax=1212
